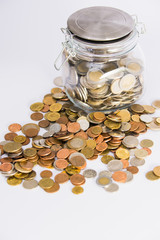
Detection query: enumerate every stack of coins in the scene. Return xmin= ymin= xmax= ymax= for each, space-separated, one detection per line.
xmin=63 ymin=51 xmax=144 ymax=112
xmin=0 ymin=77 xmax=160 ymax=194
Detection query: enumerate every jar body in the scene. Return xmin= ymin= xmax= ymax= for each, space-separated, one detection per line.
xmin=61 ymin=39 xmax=145 ymax=113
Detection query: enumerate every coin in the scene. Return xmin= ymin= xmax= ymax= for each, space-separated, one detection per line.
xmin=96 ymin=176 xmax=111 ymax=186
xmin=70 ymin=173 xmax=85 ymax=186
xmin=140 ymin=139 xmax=153 ymax=148
xmin=107 ymin=160 xmax=123 ymax=172
xmin=7 ymin=176 xmax=22 ymax=186
xmin=99 ymin=170 xmax=112 ymax=178
xmin=83 ymin=169 xmax=97 ymax=178
xmin=81 ymin=147 xmax=94 ymax=158
xmin=14 ymin=135 xmax=26 ymax=144
xmin=54 ymin=76 xmax=64 ymax=87
xmin=40 ymin=170 xmax=53 ymax=178
xmin=23 ymin=180 xmax=38 ymax=189
xmin=120 ymin=74 xmax=136 ymax=91
xmin=8 ymin=123 xmax=22 ymax=132
xmin=116 ymin=147 xmax=130 ymax=159
xmin=122 ymin=136 xmax=139 ymax=148
xmin=55 ymin=172 xmax=69 ymax=184
xmin=47 ymin=112 xmax=60 ymax=122
xmin=30 ymin=102 xmax=44 ymax=112
xmin=3 ymin=142 xmax=22 ymax=153
xmin=131 ymin=104 xmax=144 ymax=113
xmin=126 ymin=171 xmax=133 ymax=182
xmin=152 ymin=100 xmax=160 ymax=109
xmin=146 ymin=171 xmax=160 ymax=180
xmin=50 ymin=103 xmax=62 ymax=112
xmin=112 ymin=171 xmax=127 ymax=183
xmin=77 ymin=117 xmax=89 ymax=131
xmin=5 ymin=132 xmax=17 ymax=141
xmin=44 ymin=182 xmax=60 ymax=193
xmin=104 ymin=183 xmax=119 ymax=192
xmin=68 ymin=122 xmax=80 ymax=133
xmin=39 ymin=178 xmax=54 ymax=189
xmin=126 ymin=166 xmax=139 ymax=174
xmin=130 ymin=157 xmax=145 ymax=166
xmin=101 ymin=155 xmax=114 ymax=164
xmin=134 ymin=149 xmax=148 ymax=159
xmin=72 ymin=186 xmax=84 ymax=194
xmin=140 ymin=114 xmax=153 ymax=123
xmin=153 ymin=166 xmax=160 ymax=177
xmin=57 ymin=149 xmax=70 ymax=159
xmin=31 ymin=112 xmax=43 ymax=121
xmin=116 ymin=109 xmax=130 ymax=122
xmin=24 ymin=148 xmax=37 ymax=157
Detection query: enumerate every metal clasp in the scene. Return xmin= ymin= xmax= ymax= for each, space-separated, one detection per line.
xmin=54 ymin=28 xmax=76 ymax=71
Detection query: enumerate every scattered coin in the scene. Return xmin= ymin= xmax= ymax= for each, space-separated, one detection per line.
xmin=83 ymin=169 xmax=97 ymax=178
xmin=140 ymin=139 xmax=153 ymax=148
xmin=104 ymin=183 xmax=119 ymax=192
xmin=23 ymin=180 xmax=38 ymax=189
xmin=72 ymin=186 xmax=84 ymax=194
xmin=96 ymin=176 xmax=111 ymax=186
xmin=40 ymin=170 xmax=53 ymax=178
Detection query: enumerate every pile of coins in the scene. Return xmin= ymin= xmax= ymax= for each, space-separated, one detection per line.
xmin=63 ymin=51 xmax=144 ymax=111
xmin=0 ymin=77 xmax=160 ymax=194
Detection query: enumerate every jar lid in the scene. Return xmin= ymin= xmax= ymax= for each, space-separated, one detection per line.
xmin=67 ymin=6 xmax=135 ymax=41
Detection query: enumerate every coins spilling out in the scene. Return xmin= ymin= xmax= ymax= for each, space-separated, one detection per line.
xmin=63 ymin=52 xmax=144 ymax=112
xmin=0 ymin=77 xmax=159 ymax=194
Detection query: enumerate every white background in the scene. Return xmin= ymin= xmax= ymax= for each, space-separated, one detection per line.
xmin=0 ymin=1 xmax=160 ymax=240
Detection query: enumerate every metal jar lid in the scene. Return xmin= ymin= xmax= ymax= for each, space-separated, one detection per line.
xmin=67 ymin=6 xmax=135 ymax=41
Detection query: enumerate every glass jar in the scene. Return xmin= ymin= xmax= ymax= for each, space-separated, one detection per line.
xmin=54 ymin=6 xmax=145 ymax=113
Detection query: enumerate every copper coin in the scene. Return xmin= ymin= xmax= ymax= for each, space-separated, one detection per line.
xmin=22 ymin=137 xmax=30 ymax=146
xmin=0 ymin=162 xmax=12 ymax=172
xmin=121 ymin=159 xmax=129 ymax=169
xmin=96 ymin=142 xmax=108 ymax=151
xmin=56 ymin=116 xmax=69 ymax=125
xmin=129 ymin=122 xmax=139 ymax=132
xmin=8 ymin=123 xmax=22 ymax=132
xmin=44 ymin=182 xmax=60 ymax=193
xmin=0 ymin=145 xmax=4 ymax=155
xmin=55 ymin=159 xmax=69 ymax=169
xmin=20 ymin=161 xmax=34 ymax=170
xmin=54 ymin=172 xmax=69 ymax=184
xmin=40 ymin=151 xmax=55 ymax=161
xmin=75 ymin=130 xmax=88 ymax=140
xmin=70 ymin=173 xmax=85 ymax=186
xmin=127 ymin=166 xmax=139 ymax=174
xmin=41 ymin=104 xmax=50 ymax=113
xmin=31 ymin=112 xmax=43 ymax=121
xmin=68 ymin=122 xmax=80 ymax=133
xmin=38 ymin=120 xmax=50 ymax=128
xmin=40 ymin=170 xmax=53 ymax=178
xmin=0 ymin=157 xmax=13 ymax=163
xmin=60 ymin=124 xmax=67 ymax=132
xmin=25 ymin=128 xmax=39 ymax=138
xmin=38 ymin=149 xmax=52 ymax=157
xmin=142 ymin=147 xmax=152 ymax=155
xmin=4 ymin=132 xmax=17 ymax=141
xmin=57 ymin=149 xmax=70 ymax=159
xmin=112 ymin=171 xmax=127 ymax=183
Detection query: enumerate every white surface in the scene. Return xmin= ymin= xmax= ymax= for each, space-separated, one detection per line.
xmin=0 ymin=1 xmax=160 ymax=240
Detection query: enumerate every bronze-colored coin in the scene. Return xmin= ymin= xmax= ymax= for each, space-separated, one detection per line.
xmin=127 ymin=166 xmax=139 ymax=174
xmin=93 ymin=112 xmax=106 ymax=121
xmin=72 ymin=186 xmax=84 ymax=194
xmin=25 ymin=170 xmax=36 ymax=180
xmin=86 ymin=139 xmax=96 ymax=149
xmin=55 ymin=159 xmax=69 ymax=169
xmin=0 ymin=157 xmax=13 ymax=163
xmin=40 ymin=151 xmax=55 ymax=161
xmin=96 ymin=142 xmax=108 ymax=152
xmin=68 ymin=122 xmax=80 ymax=133
xmin=38 ymin=119 xmax=50 ymax=128
xmin=56 ymin=116 xmax=69 ymax=125
xmin=0 ymin=162 xmax=12 ymax=172
xmin=40 ymin=170 xmax=53 ymax=178
xmin=51 ymin=87 xmax=62 ymax=94
xmin=3 ymin=142 xmax=22 ymax=153
xmin=22 ymin=137 xmax=30 ymax=146
xmin=15 ymin=162 xmax=32 ymax=173
xmin=153 ymin=166 xmax=160 ymax=177
xmin=121 ymin=159 xmax=129 ymax=169
xmin=19 ymin=161 xmax=34 ymax=170
xmin=4 ymin=132 xmax=17 ymax=141
xmin=140 ymin=139 xmax=154 ymax=148
xmin=69 ymin=154 xmax=86 ymax=169
xmin=70 ymin=173 xmax=85 ymax=186
xmin=25 ymin=128 xmax=39 ymax=138
xmin=14 ymin=135 xmax=26 ymax=144
xmin=30 ymin=112 xmax=43 ymax=121
xmin=44 ymin=182 xmax=60 ymax=193
xmin=8 ymin=123 xmax=22 ymax=132
xmin=130 ymin=104 xmax=144 ymax=113
xmin=24 ymin=148 xmax=37 ymax=157
xmin=91 ymin=126 xmax=102 ymax=135
xmin=39 ymin=178 xmax=54 ymax=189
xmin=54 ymin=172 xmax=69 ymax=184
xmin=43 ymin=95 xmax=56 ymax=105
xmin=112 ymin=171 xmax=127 ymax=183
xmin=38 ymin=149 xmax=52 ymax=157
xmin=146 ymin=171 xmax=160 ymax=180
xmin=30 ymin=102 xmax=44 ymax=112
xmin=41 ymin=104 xmax=50 ymax=113
xmin=0 ymin=145 xmax=4 ymax=155
xmin=57 ymin=149 xmax=70 ymax=159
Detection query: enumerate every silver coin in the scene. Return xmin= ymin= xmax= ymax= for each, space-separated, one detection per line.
xmin=77 ymin=117 xmax=90 ymax=131
xmin=134 ymin=149 xmax=148 ymax=159
xmin=2 ymin=169 xmax=17 ymax=177
xmin=99 ymin=170 xmax=112 ymax=178
xmin=140 ymin=114 xmax=153 ymax=123
xmin=120 ymin=122 xmax=131 ymax=132
xmin=53 ymin=161 xmax=63 ymax=171
xmin=43 ymin=131 xmax=53 ymax=138
xmin=130 ymin=157 xmax=145 ymax=166
xmin=104 ymin=183 xmax=119 ymax=192
xmin=49 ymin=123 xmax=61 ymax=133
xmin=126 ymin=171 xmax=133 ymax=182
xmin=107 ymin=160 xmax=123 ymax=172
xmin=23 ymin=180 xmax=38 ymax=189
xmin=122 ymin=136 xmax=139 ymax=148
xmin=53 ymin=92 xmax=65 ymax=99
xmin=146 ymin=120 xmax=160 ymax=130
xmin=53 ymin=76 xmax=64 ymax=87
xmin=8 ymin=151 xmax=23 ymax=158
xmin=83 ymin=169 xmax=97 ymax=178
xmin=129 ymin=148 xmax=137 ymax=156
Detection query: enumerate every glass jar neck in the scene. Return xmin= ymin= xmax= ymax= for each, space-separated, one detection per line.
xmin=65 ymin=28 xmax=139 ymax=61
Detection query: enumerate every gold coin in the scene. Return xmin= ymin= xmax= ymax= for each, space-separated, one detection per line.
xmin=130 ymin=104 xmax=144 ymax=113
xmin=101 ymin=155 xmax=114 ymax=164
xmin=116 ymin=109 xmax=130 ymax=122
xmin=51 ymin=87 xmax=62 ymax=94
xmin=116 ymin=147 xmax=130 ymax=159
xmin=140 ymin=139 xmax=153 ymax=148
xmin=104 ymin=119 xmax=121 ymax=130
xmin=155 ymin=117 xmax=160 ymax=125
xmin=81 ymin=147 xmax=94 ymax=159
xmin=14 ymin=172 xmax=29 ymax=179
xmin=43 ymin=95 xmax=56 ymax=105
xmin=86 ymin=139 xmax=96 ymax=149
xmin=39 ymin=178 xmax=54 ymax=189
xmin=146 ymin=171 xmax=160 ymax=180
xmin=14 ymin=135 xmax=26 ymax=144
xmin=47 ymin=112 xmax=60 ymax=121
xmin=131 ymin=114 xmax=140 ymax=122
xmin=72 ymin=186 xmax=84 ymax=194
xmin=91 ymin=126 xmax=102 ymax=135
xmin=97 ymin=177 xmax=110 ymax=185
xmin=25 ymin=170 xmax=36 ymax=180
xmin=3 ymin=142 xmax=22 ymax=153
xmin=7 ymin=176 xmax=22 ymax=186
xmin=143 ymin=105 xmax=155 ymax=114
xmin=24 ymin=148 xmax=37 ymax=157
xmin=65 ymin=166 xmax=80 ymax=175
xmin=153 ymin=166 xmax=160 ymax=177
xmin=30 ymin=102 xmax=44 ymax=112
xmin=15 ymin=163 xmax=33 ymax=173
xmin=49 ymin=103 xmax=62 ymax=112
